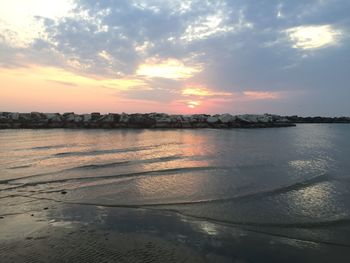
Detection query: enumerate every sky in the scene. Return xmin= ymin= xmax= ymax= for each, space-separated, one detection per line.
xmin=0 ymin=0 xmax=349 ymax=116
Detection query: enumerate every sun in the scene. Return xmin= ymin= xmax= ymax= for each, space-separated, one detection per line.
xmin=187 ymin=101 xmax=200 ymax=109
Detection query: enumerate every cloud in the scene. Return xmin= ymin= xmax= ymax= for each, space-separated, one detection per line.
xmin=136 ymin=58 xmax=201 ymax=79
xmin=45 ymin=79 xmax=78 ymax=87
xmin=182 ymin=86 xmax=232 ymax=97
xmin=285 ymin=25 xmax=342 ymax=50
xmin=1 ymin=0 xmax=350 ymax=115
xmin=0 ymin=0 xmax=255 ymax=78
xmin=0 ymin=0 xmax=73 ymax=48
xmin=242 ymin=91 xmax=281 ymax=100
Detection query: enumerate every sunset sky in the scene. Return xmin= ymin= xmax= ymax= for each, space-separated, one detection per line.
xmin=0 ymin=0 xmax=349 ymax=115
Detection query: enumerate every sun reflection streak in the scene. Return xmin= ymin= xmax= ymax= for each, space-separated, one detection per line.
xmin=197 ymin=221 xmax=219 ymax=236
xmin=132 ymin=131 xmax=216 ymax=203
xmin=285 ymin=181 xmax=341 ymax=221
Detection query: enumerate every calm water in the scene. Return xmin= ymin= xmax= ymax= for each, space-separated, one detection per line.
xmin=1 ymin=125 xmax=350 ymax=262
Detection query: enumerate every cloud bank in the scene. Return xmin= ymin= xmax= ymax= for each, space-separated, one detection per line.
xmin=0 ymin=0 xmax=349 ymax=115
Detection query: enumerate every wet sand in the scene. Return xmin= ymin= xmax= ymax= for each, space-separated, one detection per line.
xmin=1 ymin=216 xmax=203 ymax=263
xmin=1 ymin=200 xmax=350 ymax=263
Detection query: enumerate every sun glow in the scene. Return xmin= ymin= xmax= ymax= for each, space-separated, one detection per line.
xmin=180 ymin=86 xmax=233 ymax=111
xmin=182 ymin=87 xmax=232 ymax=97
xmin=187 ymin=101 xmax=200 ymax=109
xmin=0 ymin=65 xmax=145 ymax=91
xmin=0 ymin=65 xmax=166 ymax=113
xmin=136 ymin=58 xmax=201 ymax=79
xmin=182 ymin=88 xmax=211 ymax=97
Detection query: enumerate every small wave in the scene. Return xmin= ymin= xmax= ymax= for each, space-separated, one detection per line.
xmin=171 ymin=211 xmax=350 ymax=248
xmin=69 ymin=155 xmax=183 ymax=171
xmin=53 ymin=146 xmax=156 ymax=157
xmin=53 ymin=142 xmax=182 ymax=158
xmin=8 ymin=165 xmax=32 ymax=170
xmin=31 ymin=144 xmax=71 ymax=150
xmin=178 ymin=212 xmax=350 ymax=229
xmin=0 ymin=166 xmax=224 ymax=190
xmin=71 ymin=161 xmax=131 ymax=170
xmin=0 ymin=155 xmax=186 ymax=185
xmin=15 ymin=144 xmax=77 ymax=151
xmin=16 ymin=193 xmax=350 ymax=230
xmin=132 ymin=173 xmax=329 ymax=207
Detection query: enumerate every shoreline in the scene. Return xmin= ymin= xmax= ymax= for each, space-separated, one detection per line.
xmin=0 ymin=112 xmax=295 ymax=129
xmin=1 ymin=112 xmax=349 ymax=129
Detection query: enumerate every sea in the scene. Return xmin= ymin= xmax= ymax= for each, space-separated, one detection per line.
xmin=1 ymin=124 xmax=350 ymax=262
